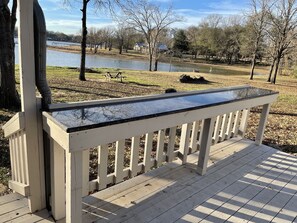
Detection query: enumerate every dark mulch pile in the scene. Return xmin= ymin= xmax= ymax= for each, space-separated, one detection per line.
xmin=179 ymin=74 xmax=210 ymax=84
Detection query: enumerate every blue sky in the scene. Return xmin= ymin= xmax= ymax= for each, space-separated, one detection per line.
xmin=38 ymin=0 xmax=250 ymax=34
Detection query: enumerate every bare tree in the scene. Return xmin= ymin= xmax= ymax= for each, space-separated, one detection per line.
xmin=88 ymin=27 xmax=97 ymax=53
xmin=101 ymin=27 xmax=114 ymax=51
xmin=186 ymin=26 xmax=200 ymax=59
xmin=153 ymin=29 xmax=171 ymax=71
xmin=117 ymin=0 xmax=181 ymax=71
xmin=247 ymin=0 xmax=270 ymax=80
xmin=0 ymin=0 xmax=20 ymax=108
xmin=64 ymin=0 xmax=119 ymax=81
xmin=78 ymin=0 xmax=89 ymax=81
xmin=115 ymin=24 xmax=127 ymax=54
xmin=221 ymin=16 xmax=245 ymax=65
xmin=266 ymin=0 xmax=297 ymax=84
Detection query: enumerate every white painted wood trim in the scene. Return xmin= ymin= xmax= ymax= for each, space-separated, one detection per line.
xmin=255 ymin=104 xmax=271 ymax=145
xmin=21 ymin=132 xmax=29 ymax=186
xmin=50 ymin=140 xmax=66 ymax=221
xmin=115 ymin=140 xmax=125 ymax=184
xmin=18 ymin=0 xmax=45 ymax=211
xmin=143 ymin=133 xmax=153 ymax=172
xmin=190 ymin=121 xmax=200 ymax=152
xmin=2 ymin=112 xmax=25 ymax=137
xmin=238 ymin=108 xmax=250 ymax=137
xmin=213 ymin=115 xmax=222 ymax=144
xmin=10 ymin=135 xmax=16 ymax=181
xmin=98 ymin=145 xmax=108 ymax=190
xmin=42 ymin=112 xmax=69 ymax=151
xmin=66 ymin=151 xmax=83 ymax=223
xmin=232 ymin=110 xmax=241 ymax=137
xmin=17 ymin=132 xmax=25 ymax=184
xmin=179 ymin=123 xmax=192 ymax=164
xmin=82 ymin=150 xmax=89 ymax=197
xmin=167 ymin=127 xmax=177 ymax=162
xmin=14 ymin=134 xmax=21 ymax=183
xmin=198 ymin=120 xmax=205 ymax=150
xmin=156 ymin=130 xmax=165 ymax=167
xmin=16 ymin=132 xmax=28 ymax=184
xmin=130 ymin=136 xmax=140 ymax=177
xmin=36 ymin=98 xmax=46 ymax=208
xmin=226 ymin=112 xmax=235 ymax=139
xmin=8 ymin=180 xmax=30 ymax=196
xmin=9 ymin=139 xmax=15 ymax=181
xmin=197 ymin=117 xmax=216 ymax=175
xmin=219 ymin=114 xmax=228 ymax=142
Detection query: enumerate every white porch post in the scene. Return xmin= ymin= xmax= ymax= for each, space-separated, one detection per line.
xmin=66 ymin=151 xmax=83 ymax=223
xmin=50 ymin=141 xmax=66 ymax=220
xmin=18 ymin=0 xmax=46 ymax=211
xmin=197 ymin=117 xmax=215 ymax=175
xmin=255 ymin=104 xmax=271 ymax=145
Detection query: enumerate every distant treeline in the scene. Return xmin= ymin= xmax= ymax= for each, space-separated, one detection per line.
xmin=14 ymin=28 xmax=81 ymax=43
xmin=47 ymin=31 xmax=81 ymax=43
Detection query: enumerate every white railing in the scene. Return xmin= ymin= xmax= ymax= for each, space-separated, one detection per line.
xmin=2 ymin=98 xmax=46 ymax=211
xmin=2 ymin=112 xmax=30 ymax=196
xmin=85 ymin=109 xmax=248 ymax=193
xmin=42 ymin=87 xmax=277 ymax=223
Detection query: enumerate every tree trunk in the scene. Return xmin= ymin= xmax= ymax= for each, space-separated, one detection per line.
xmin=79 ymin=0 xmax=89 ymax=81
xmin=94 ymin=45 xmax=98 ymax=53
xmin=267 ymin=57 xmax=276 ymax=82
xmin=195 ymin=50 xmax=198 ymax=59
xmin=119 ymin=38 xmax=123 ymax=54
xmin=249 ymin=53 xmax=257 ymax=80
xmin=154 ymin=58 xmax=158 ymax=71
xmin=148 ymin=45 xmax=153 ymax=71
xmin=0 ymin=0 xmax=20 ymax=108
xmin=148 ymin=54 xmax=152 ymax=71
xmin=271 ymin=56 xmax=281 ymax=84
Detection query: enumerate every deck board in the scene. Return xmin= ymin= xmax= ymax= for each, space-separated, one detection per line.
xmin=1 ymin=138 xmax=297 ymax=223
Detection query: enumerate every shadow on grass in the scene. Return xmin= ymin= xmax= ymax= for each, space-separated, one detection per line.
xmin=251 ymin=110 xmax=297 ymax=117
xmin=262 ymin=139 xmax=297 ymax=154
xmin=281 ymin=145 xmax=297 ymax=153
xmin=272 ymin=82 xmax=297 ymax=88
xmin=50 ymin=86 xmax=120 ymax=99
xmin=124 ymin=81 xmax=160 ymax=88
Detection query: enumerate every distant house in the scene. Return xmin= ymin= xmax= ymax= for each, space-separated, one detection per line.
xmin=157 ymin=43 xmax=168 ymax=52
xmin=133 ymin=43 xmax=147 ymax=52
xmin=134 ymin=42 xmax=168 ymax=53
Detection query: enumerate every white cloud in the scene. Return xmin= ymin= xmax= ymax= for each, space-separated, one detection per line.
xmin=46 ymin=19 xmax=116 ymax=34
xmin=42 ymin=0 xmax=248 ymax=34
xmin=208 ymin=0 xmax=247 ymax=14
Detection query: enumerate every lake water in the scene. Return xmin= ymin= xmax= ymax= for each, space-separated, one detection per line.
xmin=14 ymin=41 xmax=194 ymax=72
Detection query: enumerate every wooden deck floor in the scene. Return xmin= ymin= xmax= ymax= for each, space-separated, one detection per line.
xmin=1 ymin=138 xmax=297 ymax=223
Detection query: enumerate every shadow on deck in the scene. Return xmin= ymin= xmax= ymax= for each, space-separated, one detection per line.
xmin=1 ymin=138 xmax=297 ymax=223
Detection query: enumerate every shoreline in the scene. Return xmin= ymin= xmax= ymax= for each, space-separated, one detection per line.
xmin=47 ymin=45 xmax=269 ymax=75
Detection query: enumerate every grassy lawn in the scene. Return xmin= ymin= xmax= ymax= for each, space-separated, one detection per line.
xmin=1 ymin=65 xmax=296 ymax=194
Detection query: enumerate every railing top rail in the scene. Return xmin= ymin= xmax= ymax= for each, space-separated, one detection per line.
xmin=45 ymin=86 xmax=278 ymax=133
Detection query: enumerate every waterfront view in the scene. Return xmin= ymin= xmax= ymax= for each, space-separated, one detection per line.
xmin=14 ymin=42 xmax=194 ymax=72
